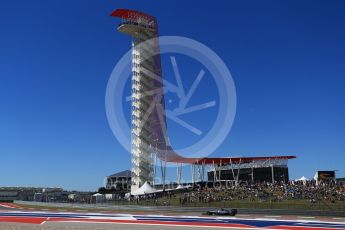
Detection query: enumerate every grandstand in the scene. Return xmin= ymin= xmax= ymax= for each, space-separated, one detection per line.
xmin=205 ymin=156 xmax=295 ymax=184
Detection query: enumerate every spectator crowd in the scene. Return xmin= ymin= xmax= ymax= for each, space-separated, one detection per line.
xmin=177 ymin=180 xmax=345 ymax=205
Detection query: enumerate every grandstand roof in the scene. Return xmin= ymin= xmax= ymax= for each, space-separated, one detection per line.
xmin=168 ymin=156 xmax=296 ymax=165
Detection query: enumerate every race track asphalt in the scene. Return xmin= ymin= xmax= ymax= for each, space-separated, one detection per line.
xmin=0 ymin=222 xmax=238 ymax=230
xmin=1 ymin=202 xmax=344 ymax=230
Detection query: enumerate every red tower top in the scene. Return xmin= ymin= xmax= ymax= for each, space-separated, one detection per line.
xmin=111 ymin=9 xmax=156 ymax=26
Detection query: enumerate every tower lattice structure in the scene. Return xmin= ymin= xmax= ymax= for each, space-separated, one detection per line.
xmin=112 ymin=9 xmax=166 ymax=192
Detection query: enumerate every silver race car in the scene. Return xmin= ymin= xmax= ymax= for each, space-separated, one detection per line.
xmin=203 ymin=208 xmax=237 ymax=216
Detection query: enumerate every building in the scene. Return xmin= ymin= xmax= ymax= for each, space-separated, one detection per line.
xmin=67 ymin=192 xmax=93 ymax=203
xmin=33 ymin=192 xmax=43 ymax=202
xmin=0 ymin=189 xmax=19 ymax=202
xmin=0 ymin=187 xmax=64 ymax=202
xmin=314 ymin=170 xmax=337 ymax=183
xmin=105 ymin=170 xmax=131 ymax=191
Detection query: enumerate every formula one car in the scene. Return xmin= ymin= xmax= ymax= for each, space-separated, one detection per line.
xmin=203 ymin=208 xmax=237 ymax=216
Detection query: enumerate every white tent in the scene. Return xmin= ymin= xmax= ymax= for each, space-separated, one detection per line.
xmin=296 ymin=176 xmax=309 ymax=185
xmin=176 ymin=184 xmax=192 ymax=190
xmin=176 ymin=184 xmax=184 ymax=190
xmin=92 ymin=193 xmax=105 ymax=203
xmin=297 ymin=176 xmax=309 ymax=181
xmin=131 ymin=182 xmax=158 ymax=196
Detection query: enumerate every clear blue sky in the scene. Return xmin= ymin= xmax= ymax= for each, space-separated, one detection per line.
xmin=0 ymin=0 xmax=344 ymax=191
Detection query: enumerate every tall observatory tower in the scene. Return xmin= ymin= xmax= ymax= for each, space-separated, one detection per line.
xmin=111 ymin=9 xmax=167 ymax=192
